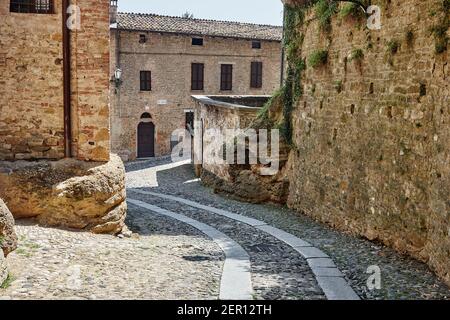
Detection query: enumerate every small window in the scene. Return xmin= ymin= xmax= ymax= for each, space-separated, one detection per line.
xmin=140 ymin=71 xmax=152 ymax=91
xmin=139 ymin=34 xmax=147 ymax=44
xmin=252 ymin=41 xmax=261 ymax=49
xmin=192 ymin=38 xmax=204 ymax=46
xmin=191 ymin=63 xmax=204 ymax=91
xmin=10 ymin=0 xmax=54 ymax=14
xmin=220 ymin=64 xmax=233 ymax=91
xmin=250 ymin=62 xmax=263 ymax=88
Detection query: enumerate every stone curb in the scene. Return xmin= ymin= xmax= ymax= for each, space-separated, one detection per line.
xmin=131 ymin=190 xmax=360 ymax=300
xmin=128 ymin=198 xmax=254 ymax=301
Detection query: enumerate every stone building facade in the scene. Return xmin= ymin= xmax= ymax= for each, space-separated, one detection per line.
xmin=110 ymin=11 xmax=283 ymax=161
xmin=0 ymin=0 xmax=111 ymax=162
xmin=0 ymin=0 xmax=127 ymax=234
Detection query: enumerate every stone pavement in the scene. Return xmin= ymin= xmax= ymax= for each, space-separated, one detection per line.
xmin=1 ymin=157 xmax=449 ymax=300
xmin=125 ymin=157 xmax=450 ymax=300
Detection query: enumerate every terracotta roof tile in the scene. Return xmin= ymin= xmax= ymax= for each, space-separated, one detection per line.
xmin=116 ymin=12 xmax=283 ymax=41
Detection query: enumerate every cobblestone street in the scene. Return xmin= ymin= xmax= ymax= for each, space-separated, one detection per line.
xmin=1 ymin=158 xmax=449 ymax=300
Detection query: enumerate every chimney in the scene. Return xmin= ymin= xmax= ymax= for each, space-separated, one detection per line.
xmin=110 ymin=0 xmax=118 ymax=24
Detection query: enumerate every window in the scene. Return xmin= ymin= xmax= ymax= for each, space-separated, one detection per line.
xmin=10 ymin=0 xmax=54 ymax=14
xmin=252 ymin=40 xmax=261 ymax=49
xmin=140 ymin=71 xmax=152 ymax=91
xmin=250 ymin=62 xmax=263 ymax=88
xmin=139 ymin=34 xmax=147 ymax=44
xmin=220 ymin=64 xmax=233 ymax=91
xmin=191 ymin=63 xmax=204 ymax=91
xmin=192 ymin=38 xmax=204 ymax=46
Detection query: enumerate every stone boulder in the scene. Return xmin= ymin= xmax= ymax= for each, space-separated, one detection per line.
xmin=0 ymin=252 xmax=7 ymax=286
xmin=0 ymin=199 xmax=17 ymax=257
xmin=0 ymin=154 xmax=127 ymax=235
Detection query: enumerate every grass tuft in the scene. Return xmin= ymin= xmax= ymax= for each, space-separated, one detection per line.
xmin=308 ymin=49 xmax=328 ymax=68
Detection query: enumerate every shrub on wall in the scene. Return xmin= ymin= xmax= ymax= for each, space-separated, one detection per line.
xmin=308 ymin=49 xmax=329 ymax=68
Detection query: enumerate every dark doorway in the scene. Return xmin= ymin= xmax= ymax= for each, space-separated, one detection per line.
xmin=137 ymin=122 xmax=155 ymax=158
xmin=185 ymin=111 xmax=194 ymax=132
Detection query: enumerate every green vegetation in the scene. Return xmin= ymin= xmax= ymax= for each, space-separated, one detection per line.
xmin=314 ymin=0 xmax=338 ymax=33
xmin=430 ymin=0 xmax=449 ymax=54
xmin=339 ymin=2 xmax=366 ymax=20
xmin=256 ymin=88 xmax=283 ymax=121
xmin=308 ymin=49 xmax=328 ymax=68
xmin=387 ymin=40 xmax=400 ymax=54
xmin=349 ymin=48 xmax=364 ymax=61
xmin=1 ymin=273 xmax=14 ymax=289
xmin=334 ymin=80 xmax=343 ymax=93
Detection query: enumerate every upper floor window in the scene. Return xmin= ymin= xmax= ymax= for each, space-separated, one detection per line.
xmin=10 ymin=0 xmax=54 ymax=14
xmin=192 ymin=38 xmax=204 ymax=46
xmin=139 ymin=34 xmax=147 ymax=44
xmin=191 ymin=63 xmax=204 ymax=91
xmin=252 ymin=41 xmax=262 ymax=49
xmin=250 ymin=62 xmax=263 ymax=88
xmin=140 ymin=71 xmax=152 ymax=91
xmin=220 ymin=64 xmax=233 ymax=91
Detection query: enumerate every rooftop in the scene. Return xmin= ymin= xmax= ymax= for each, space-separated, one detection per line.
xmin=115 ymin=12 xmax=283 ymax=42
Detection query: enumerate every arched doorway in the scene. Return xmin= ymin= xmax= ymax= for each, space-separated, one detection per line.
xmin=137 ymin=114 xmax=155 ymax=158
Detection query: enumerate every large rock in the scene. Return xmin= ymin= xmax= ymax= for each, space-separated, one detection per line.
xmin=0 ymin=252 xmax=7 ymax=286
xmin=0 ymin=154 xmax=127 ymax=234
xmin=0 ymin=199 xmax=17 ymax=257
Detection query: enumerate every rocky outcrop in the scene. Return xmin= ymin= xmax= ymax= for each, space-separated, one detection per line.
xmin=0 ymin=154 xmax=127 ymax=234
xmin=0 ymin=253 xmax=7 ymax=286
xmin=0 ymin=199 xmax=16 ymax=286
xmin=0 ymin=199 xmax=17 ymax=257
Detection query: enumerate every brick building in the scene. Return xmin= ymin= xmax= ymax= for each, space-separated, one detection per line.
xmin=0 ymin=0 xmax=127 ymax=234
xmin=0 ymin=0 xmax=111 ymax=162
xmin=110 ymin=8 xmax=283 ymax=161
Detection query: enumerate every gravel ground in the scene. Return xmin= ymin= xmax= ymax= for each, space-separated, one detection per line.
xmin=126 ymin=157 xmax=450 ymax=300
xmin=0 ymin=208 xmax=223 ymax=300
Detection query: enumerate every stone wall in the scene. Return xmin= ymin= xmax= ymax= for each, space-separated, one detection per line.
xmin=283 ymin=0 xmax=449 ymax=285
xmin=193 ymin=96 xmax=291 ymax=203
xmin=110 ymin=30 xmax=282 ymax=160
xmin=0 ymin=0 xmax=110 ymax=162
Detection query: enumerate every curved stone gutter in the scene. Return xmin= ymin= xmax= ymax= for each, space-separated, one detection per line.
xmin=131 ymin=190 xmax=360 ymax=300
xmin=128 ymin=199 xmax=253 ymax=300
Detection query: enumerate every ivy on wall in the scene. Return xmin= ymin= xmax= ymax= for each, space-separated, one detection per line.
xmin=256 ymin=0 xmax=373 ymax=147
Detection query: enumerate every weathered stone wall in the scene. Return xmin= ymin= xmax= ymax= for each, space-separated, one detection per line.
xmin=0 ymin=0 xmax=110 ymax=162
xmin=194 ymin=96 xmax=291 ymax=203
xmin=194 ymin=98 xmax=262 ymax=180
xmin=110 ymin=29 xmax=282 ymax=161
xmin=284 ymin=0 xmax=449 ymax=285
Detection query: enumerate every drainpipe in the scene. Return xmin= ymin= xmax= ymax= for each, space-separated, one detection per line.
xmin=62 ymin=0 xmax=72 ymax=158
xmin=280 ymin=4 xmax=286 ymax=87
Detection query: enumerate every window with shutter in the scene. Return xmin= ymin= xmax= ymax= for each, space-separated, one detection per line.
xmin=220 ymin=64 xmax=233 ymax=91
xmin=191 ymin=63 xmax=204 ymax=91
xmin=250 ymin=62 xmax=263 ymax=88
xmin=140 ymin=71 xmax=152 ymax=91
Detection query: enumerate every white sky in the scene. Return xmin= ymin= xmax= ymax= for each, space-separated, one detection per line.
xmin=118 ymin=0 xmax=284 ymax=26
